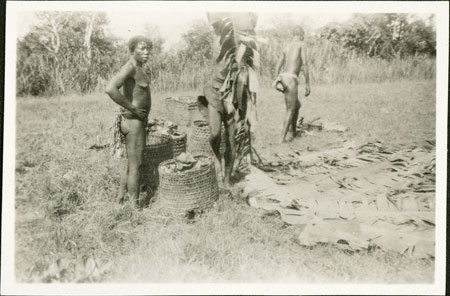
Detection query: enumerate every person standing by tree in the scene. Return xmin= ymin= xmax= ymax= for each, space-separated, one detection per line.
xmin=273 ymin=26 xmax=311 ymax=143
xmin=106 ymin=36 xmax=152 ymax=207
xmin=198 ymin=12 xmax=259 ymax=190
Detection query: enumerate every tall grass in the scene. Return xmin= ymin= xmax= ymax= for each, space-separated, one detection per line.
xmin=259 ymin=38 xmax=435 ymax=85
xmin=16 ymin=42 xmax=126 ymax=96
xmin=143 ymin=50 xmax=214 ymax=93
xmin=102 ymin=39 xmax=437 ymax=93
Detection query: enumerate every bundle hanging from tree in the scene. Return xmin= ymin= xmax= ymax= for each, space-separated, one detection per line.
xmin=206 ymin=12 xmax=261 ymax=167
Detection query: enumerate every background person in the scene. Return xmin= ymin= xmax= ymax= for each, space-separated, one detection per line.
xmin=273 ymin=26 xmax=311 ymax=143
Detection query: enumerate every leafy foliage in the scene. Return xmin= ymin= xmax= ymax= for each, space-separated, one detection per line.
xmin=208 ymin=12 xmax=260 ymax=110
xmin=16 ymin=12 xmax=120 ymax=95
xmin=259 ymin=13 xmax=435 ymax=84
xmin=181 ymin=20 xmax=215 ymax=65
xmin=318 ymin=13 xmax=436 ymax=59
xmin=207 ymin=12 xmax=260 ymax=163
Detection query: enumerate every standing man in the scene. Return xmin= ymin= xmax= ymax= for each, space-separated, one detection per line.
xmin=198 ymin=12 xmax=258 ymax=190
xmin=106 ymin=36 xmax=152 ymax=207
xmin=197 ymin=51 xmax=236 ymax=189
xmin=273 ymin=26 xmax=311 ymax=143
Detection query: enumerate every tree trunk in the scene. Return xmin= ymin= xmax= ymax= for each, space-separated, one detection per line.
xmin=84 ymin=13 xmax=96 ymax=63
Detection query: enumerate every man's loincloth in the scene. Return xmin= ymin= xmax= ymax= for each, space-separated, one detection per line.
xmin=111 ymin=108 xmax=148 ymax=158
xmin=273 ymin=73 xmax=299 ymax=90
xmin=119 ymin=107 xmax=147 ymax=121
xmin=198 ymin=82 xmax=225 ymax=115
xmin=110 ymin=111 xmax=125 ymax=158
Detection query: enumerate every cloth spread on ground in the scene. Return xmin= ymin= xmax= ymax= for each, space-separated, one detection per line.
xmin=243 ymin=140 xmax=436 ymax=259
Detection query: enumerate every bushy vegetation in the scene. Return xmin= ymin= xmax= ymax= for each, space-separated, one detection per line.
xmin=16 ymin=12 xmax=124 ymax=96
xmin=259 ymin=13 xmax=436 ymax=84
xmin=16 ymin=12 xmax=436 ymax=96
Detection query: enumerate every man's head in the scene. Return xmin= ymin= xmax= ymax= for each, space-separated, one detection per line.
xmin=128 ymin=36 xmax=152 ymax=63
xmin=294 ymin=26 xmax=305 ymax=41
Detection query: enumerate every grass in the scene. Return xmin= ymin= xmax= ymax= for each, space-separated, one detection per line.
xmin=254 ymin=80 xmax=436 ymax=164
xmin=15 ymin=80 xmax=435 ymax=283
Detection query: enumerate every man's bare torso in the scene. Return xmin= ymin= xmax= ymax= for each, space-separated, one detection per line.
xmin=122 ymin=61 xmax=151 ymax=112
xmin=284 ymin=41 xmax=305 ymax=76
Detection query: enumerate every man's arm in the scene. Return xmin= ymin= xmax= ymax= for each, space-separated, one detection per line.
xmin=272 ymin=52 xmax=286 ymax=91
xmin=300 ymin=45 xmax=311 ymax=97
xmin=105 ymin=63 xmax=147 ymax=119
xmin=274 ymin=52 xmax=285 ymax=77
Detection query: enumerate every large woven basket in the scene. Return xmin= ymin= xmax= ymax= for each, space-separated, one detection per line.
xmin=171 ymin=131 xmax=187 ymax=157
xmin=165 ymin=96 xmax=199 ymax=127
xmin=189 ymin=120 xmax=226 ymax=157
xmin=158 ymin=155 xmax=219 ymax=214
xmin=141 ymin=132 xmax=173 ymax=189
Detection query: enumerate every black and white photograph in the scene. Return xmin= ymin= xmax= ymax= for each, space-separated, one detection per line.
xmin=2 ymin=1 xmax=448 ymax=295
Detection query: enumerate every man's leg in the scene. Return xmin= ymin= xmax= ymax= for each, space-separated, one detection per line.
xmin=124 ymin=118 xmax=146 ymax=207
xmin=117 ymin=162 xmax=128 ymax=203
xmin=117 ymin=119 xmax=128 ymax=203
xmin=291 ymin=96 xmax=301 ymax=138
xmin=280 ymin=78 xmax=299 ymax=143
xmin=197 ymin=95 xmax=209 ymax=122
xmin=223 ymin=117 xmax=236 ymax=189
xmin=208 ymin=105 xmax=224 ymax=178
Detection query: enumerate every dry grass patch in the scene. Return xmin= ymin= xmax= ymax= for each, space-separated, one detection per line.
xmin=15 ymin=80 xmax=435 ymax=283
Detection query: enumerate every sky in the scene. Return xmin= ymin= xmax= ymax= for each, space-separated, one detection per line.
xmin=14 ymin=1 xmax=433 ymax=51
xmin=104 ymin=11 xmax=352 ymax=48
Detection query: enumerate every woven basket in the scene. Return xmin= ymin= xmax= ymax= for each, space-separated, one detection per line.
xmin=165 ymin=96 xmax=199 ymax=127
xmin=189 ymin=120 xmax=226 ymax=157
xmin=158 ymin=155 xmax=219 ymax=213
xmin=141 ymin=132 xmax=173 ymax=189
xmin=171 ymin=131 xmax=187 ymax=157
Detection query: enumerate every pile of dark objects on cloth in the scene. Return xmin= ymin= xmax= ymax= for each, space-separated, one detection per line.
xmin=146 ymin=118 xmax=178 ymax=136
xmin=159 ymin=152 xmax=210 ymax=174
xmin=296 ymin=116 xmax=349 ymax=135
xmin=244 ymin=138 xmax=436 ymax=259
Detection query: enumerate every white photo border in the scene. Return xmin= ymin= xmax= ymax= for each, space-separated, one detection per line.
xmin=2 ymin=1 xmax=448 ymax=295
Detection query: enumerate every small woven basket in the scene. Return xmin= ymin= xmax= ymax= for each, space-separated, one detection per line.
xmin=189 ymin=120 xmax=226 ymax=157
xmin=171 ymin=131 xmax=187 ymax=157
xmin=165 ymin=96 xmax=199 ymax=127
xmin=141 ymin=132 xmax=173 ymax=189
xmin=158 ymin=155 xmax=219 ymax=214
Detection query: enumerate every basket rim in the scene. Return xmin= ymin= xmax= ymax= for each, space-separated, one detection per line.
xmin=148 ymin=131 xmax=173 ymax=137
xmin=175 ymin=95 xmax=196 ymax=101
xmin=192 ymin=120 xmax=209 ymax=127
xmin=171 ymin=131 xmax=187 ymax=138
xmin=147 ymin=132 xmax=173 ymax=142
